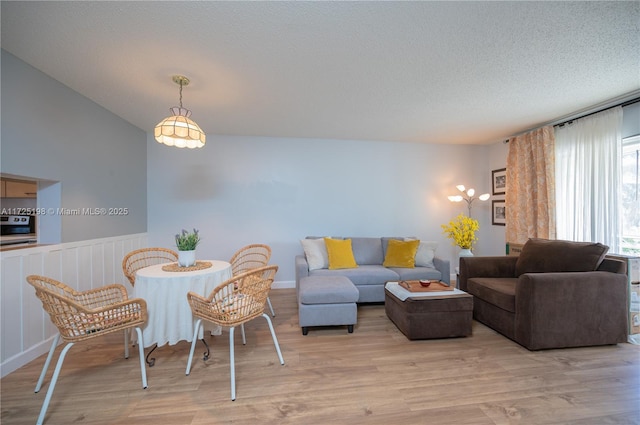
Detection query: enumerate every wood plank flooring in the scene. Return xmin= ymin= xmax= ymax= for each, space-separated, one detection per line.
xmin=2 ymin=288 xmax=639 ymax=424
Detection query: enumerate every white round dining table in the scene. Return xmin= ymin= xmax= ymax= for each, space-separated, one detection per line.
xmin=133 ymin=260 xmax=232 ymax=348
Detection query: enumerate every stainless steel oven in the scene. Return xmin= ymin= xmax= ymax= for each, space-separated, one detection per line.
xmin=0 ymin=215 xmax=37 ymax=246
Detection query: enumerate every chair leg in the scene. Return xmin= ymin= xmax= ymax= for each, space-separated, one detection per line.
xmin=262 ymin=313 xmax=284 ymax=365
xmin=185 ymin=318 xmax=203 ymax=376
xmin=124 ymin=329 xmax=130 ymax=359
xmin=241 ymin=324 xmax=246 ymax=345
xmin=134 ymin=327 xmax=148 ymax=389
xmin=266 ymin=296 xmax=276 ymax=317
xmin=36 ymin=342 xmax=74 ymax=425
xmin=35 ymin=334 xmax=60 ymax=393
xmin=229 ymin=326 xmax=236 ymax=401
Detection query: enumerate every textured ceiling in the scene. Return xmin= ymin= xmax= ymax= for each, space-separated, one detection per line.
xmin=2 ymin=1 xmax=639 ymax=145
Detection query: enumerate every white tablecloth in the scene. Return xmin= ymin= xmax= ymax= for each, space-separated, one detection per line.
xmin=133 ymin=260 xmax=232 ymax=347
xmin=385 ymin=281 xmax=467 ymax=302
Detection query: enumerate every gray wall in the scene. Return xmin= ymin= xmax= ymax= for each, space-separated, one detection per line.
xmin=147 ymin=133 xmax=496 ymax=282
xmin=484 ymin=140 xmax=509 ymax=255
xmin=1 ymin=50 xmax=147 ymax=241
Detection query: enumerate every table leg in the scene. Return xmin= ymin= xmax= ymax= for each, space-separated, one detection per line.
xmin=200 ymin=338 xmax=210 ymax=361
xmin=145 ymin=343 xmax=158 ymax=367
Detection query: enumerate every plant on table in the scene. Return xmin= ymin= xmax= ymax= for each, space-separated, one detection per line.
xmin=175 ymin=228 xmax=201 ymax=251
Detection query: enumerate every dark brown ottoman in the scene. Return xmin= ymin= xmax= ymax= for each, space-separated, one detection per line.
xmin=385 ymin=285 xmax=473 ymax=340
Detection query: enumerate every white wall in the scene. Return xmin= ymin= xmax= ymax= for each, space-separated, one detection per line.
xmin=483 ymin=140 xmax=509 ymax=255
xmin=0 ymin=50 xmax=148 ymax=242
xmin=147 ymin=134 xmax=499 ymax=284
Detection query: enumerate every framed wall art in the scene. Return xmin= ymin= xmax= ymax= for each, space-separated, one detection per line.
xmin=492 ymin=168 xmax=507 ymax=195
xmin=492 ymin=200 xmax=506 ymax=226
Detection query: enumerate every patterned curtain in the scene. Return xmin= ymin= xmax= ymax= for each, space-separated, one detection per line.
xmin=506 ymin=126 xmax=556 ymax=244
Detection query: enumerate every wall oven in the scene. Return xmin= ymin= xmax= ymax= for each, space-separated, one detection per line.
xmin=0 ymin=215 xmax=37 ymax=246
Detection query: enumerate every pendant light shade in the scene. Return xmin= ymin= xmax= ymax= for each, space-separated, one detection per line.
xmin=154 ymin=76 xmax=206 ymax=149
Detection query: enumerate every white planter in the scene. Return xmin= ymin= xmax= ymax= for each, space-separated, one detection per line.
xmin=178 ymin=250 xmax=196 ymax=267
xmin=458 ymin=248 xmax=473 ymax=268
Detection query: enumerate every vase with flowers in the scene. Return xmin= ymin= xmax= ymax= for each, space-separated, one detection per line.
xmin=441 ymin=213 xmax=480 ymax=262
xmin=175 ymin=228 xmax=201 ymax=267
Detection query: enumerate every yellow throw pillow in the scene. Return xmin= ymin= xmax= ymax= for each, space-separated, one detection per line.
xmin=383 ymin=239 xmax=420 ymax=268
xmin=324 ymin=238 xmax=358 ymax=270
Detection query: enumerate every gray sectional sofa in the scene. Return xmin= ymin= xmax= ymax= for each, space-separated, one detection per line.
xmin=295 ymin=236 xmax=450 ymax=303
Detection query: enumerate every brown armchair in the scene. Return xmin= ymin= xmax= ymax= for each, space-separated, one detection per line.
xmin=458 ymin=238 xmax=628 ymax=350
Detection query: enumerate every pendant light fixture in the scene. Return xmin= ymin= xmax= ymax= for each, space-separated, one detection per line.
xmin=154 ymin=75 xmax=206 ymax=149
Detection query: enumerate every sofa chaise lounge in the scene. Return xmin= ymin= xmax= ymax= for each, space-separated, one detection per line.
xmin=294 ymin=236 xmax=450 ymax=334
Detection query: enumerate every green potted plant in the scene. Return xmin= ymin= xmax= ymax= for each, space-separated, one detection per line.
xmin=175 ymin=228 xmax=200 ymax=267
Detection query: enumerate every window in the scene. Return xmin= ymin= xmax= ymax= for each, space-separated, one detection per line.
xmin=622 ymin=135 xmax=640 ymax=255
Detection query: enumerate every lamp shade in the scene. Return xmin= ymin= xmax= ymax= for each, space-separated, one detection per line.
xmin=154 ymin=107 xmax=206 ymax=149
xmin=448 ymin=184 xmax=490 ymax=216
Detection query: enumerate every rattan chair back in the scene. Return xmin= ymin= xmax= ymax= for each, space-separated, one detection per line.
xmin=187 ymin=265 xmax=278 ymax=328
xmin=26 ymin=275 xmax=147 ymax=343
xmin=122 ymin=247 xmax=178 ymax=286
xmin=229 ymin=244 xmax=272 ymax=276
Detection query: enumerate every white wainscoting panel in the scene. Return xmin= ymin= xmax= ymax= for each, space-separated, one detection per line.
xmin=0 ymin=233 xmax=148 ymax=378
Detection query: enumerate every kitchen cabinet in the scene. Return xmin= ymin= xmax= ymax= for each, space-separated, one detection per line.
xmin=1 ymin=179 xmax=37 ymax=198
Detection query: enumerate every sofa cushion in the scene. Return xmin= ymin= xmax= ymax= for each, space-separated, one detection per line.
xmin=383 ymin=239 xmax=420 ymax=268
xmin=300 ymin=238 xmax=329 ymax=270
xmin=298 ymin=276 xmax=359 ymax=304
xmin=381 ymin=237 xmax=413 ymax=256
xmin=324 ymin=238 xmax=358 ymax=270
xmin=309 ymin=265 xmax=399 ymax=286
xmin=467 ymin=277 xmax=518 ymax=313
xmin=390 ymin=266 xmax=442 ymax=282
xmin=348 ymin=237 xmax=384 ymax=265
xmin=515 ymin=238 xmax=609 ymax=277
xmin=405 ymin=238 xmax=438 ymax=268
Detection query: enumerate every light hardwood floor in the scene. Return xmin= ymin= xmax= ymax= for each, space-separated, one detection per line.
xmin=2 ymin=288 xmax=639 ymax=425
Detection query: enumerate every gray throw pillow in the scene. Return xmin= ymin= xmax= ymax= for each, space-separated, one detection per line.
xmin=515 ymin=238 xmax=609 ymax=277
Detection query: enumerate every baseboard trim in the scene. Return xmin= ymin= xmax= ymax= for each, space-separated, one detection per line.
xmin=272 ymin=280 xmax=295 ymax=289
xmin=1 ymin=335 xmax=58 ymax=379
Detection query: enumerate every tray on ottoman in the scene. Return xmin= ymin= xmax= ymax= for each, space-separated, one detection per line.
xmin=385 ymin=282 xmax=473 ymax=340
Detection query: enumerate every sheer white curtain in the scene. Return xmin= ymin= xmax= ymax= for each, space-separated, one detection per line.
xmin=555 ymin=107 xmax=623 ymax=252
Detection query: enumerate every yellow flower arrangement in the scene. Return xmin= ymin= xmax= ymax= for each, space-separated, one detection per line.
xmin=441 ymin=213 xmax=479 ymax=249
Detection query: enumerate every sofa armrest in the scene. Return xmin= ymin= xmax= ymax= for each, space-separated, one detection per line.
xmin=515 ymin=271 xmax=628 ymax=350
xmin=433 ymin=257 xmax=451 ymax=285
xmin=598 ymin=258 xmax=627 ymax=274
xmin=458 ymin=256 xmax=517 ymax=291
xmin=295 ymin=255 xmax=310 ymax=295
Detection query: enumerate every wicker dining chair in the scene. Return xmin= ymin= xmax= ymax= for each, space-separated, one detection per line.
xmin=229 ymin=244 xmax=275 ymax=316
xmin=185 ymin=265 xmax=284 ymax=401
xmin=26 ymin=275 xmax=148 ymax=425
xmin=122 ymin=247 xmax=178 ymax=286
